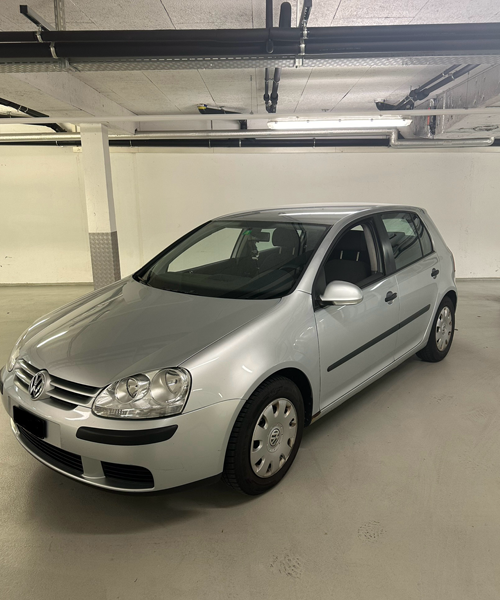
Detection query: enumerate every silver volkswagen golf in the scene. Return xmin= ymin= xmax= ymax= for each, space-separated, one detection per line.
xmin=1 ymin=204 xmax=456 ymax=495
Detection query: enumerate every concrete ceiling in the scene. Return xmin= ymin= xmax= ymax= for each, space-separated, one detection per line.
xmin=0 ymin=1 xmax=499 ymax=128
xmin=69 ymin=65 xmax=450 ymax=116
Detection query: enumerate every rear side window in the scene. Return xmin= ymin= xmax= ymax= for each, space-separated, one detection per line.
xmin=412 ymin=213 xmax=433 ymax=256
xmin=381 ymin=212 xmax=422 ymax=270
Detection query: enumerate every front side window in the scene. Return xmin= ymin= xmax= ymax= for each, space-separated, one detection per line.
xmin=135 ymin=220 xmax=329 ymax=299
xmin=316 ymin=219 xmax=383 ymax=292
xmin=381 ymin=212 xmax=423 ymax=270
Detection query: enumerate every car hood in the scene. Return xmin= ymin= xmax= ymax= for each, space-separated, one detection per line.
xmin=22 ymin=278 xmax=280 ymax=387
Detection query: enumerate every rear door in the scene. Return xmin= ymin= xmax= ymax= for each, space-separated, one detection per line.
xmin=377 ymin=211 xmax=440 ymax=358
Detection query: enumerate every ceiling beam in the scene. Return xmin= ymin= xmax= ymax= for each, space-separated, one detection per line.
xmin=11 ymin=72 xmax=137 ymax=134
xmin=3 ymin=108 xmax=500 ymax=127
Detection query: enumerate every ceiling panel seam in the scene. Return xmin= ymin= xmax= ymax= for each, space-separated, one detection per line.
xmin=142 ymin=71 xmax=182 ymax=112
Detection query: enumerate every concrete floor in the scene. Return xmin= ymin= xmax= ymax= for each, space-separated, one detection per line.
xmin=0 ymin=281 xmax=499 ymax=600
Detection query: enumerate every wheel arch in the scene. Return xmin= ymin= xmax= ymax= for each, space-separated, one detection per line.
xmin=444 ymin=289 xmax=457 ymax=310
xmin=246 ymin=367 xmax=315 ymax=427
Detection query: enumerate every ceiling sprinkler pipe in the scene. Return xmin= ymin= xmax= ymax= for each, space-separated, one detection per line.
xmin=0 ymin=128 xmax=395 ymax=142
xmin=0 ymin=129 xmax=495 ymax=146
xmin=389 ymin=130 xmax=494 ymax=148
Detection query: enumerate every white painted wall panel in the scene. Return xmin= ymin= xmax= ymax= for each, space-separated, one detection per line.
xmin=0 ymin=146 xmax=92 ymax=284
xmin=1 ymin=146 xmax=499 ymax=283
xmin=112 ymin=149 xmax=500 ymax=279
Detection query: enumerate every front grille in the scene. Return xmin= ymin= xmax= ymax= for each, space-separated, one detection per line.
xmin=18 ymin=428 xmax=154 ymax=490
xmin=14 ymin=358 xmax=100 ymax=408
xmin=102 ymin=462 xmax=154 ymax=489
xmin=18 ymin=426 xmax=84 ymax=475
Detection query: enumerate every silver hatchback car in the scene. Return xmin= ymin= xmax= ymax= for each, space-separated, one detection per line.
xmin=1 ymin=204 xmax=456 ymax=495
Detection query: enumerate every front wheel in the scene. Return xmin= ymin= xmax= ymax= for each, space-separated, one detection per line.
xmin=223 ymin=377 xmax=304 ymax=495
xmin=417 ymin=296 xmax=455 ymax=362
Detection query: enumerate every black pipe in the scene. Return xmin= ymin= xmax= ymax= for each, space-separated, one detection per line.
xmin=0 ymin=96 xmax=65 ymax=133
xmin=4 ymin=22 xmax=500 ymax=44
xmin=0 ymin=138 xmax=393 ymax=148
xmin=263 ymin=67 xmax=271 ymax=109
xmin=2 ymin=23 xmax=500 ymax=62
xmin=376 ymin=63 xmax=479 ymax=111
xmin=418 ymin=64 xmax=478 ymax=97
xmin=197 ymin=104 xmax=247 ymax=129
xmin=266 ymin=2 xmax=291 ymax=114
xmin=279 ymin=1 xmax=292 ymax=28
xmin=266 ymin=0 xmax=273 ymax=29
xmin=269 ymin=68 xmax=281 ymax=113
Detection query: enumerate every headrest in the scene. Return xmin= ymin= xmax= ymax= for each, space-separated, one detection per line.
xmin=336 ymin=230 xmax=367 ymax=251
xmin=272 ymin=227 xmax=300 ymax=249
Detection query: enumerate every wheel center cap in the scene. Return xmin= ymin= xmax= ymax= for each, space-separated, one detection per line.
xmin=269 ymin=426 xmax=282 ymax=449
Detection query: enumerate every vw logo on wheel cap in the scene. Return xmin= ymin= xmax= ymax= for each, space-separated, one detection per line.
xmin=28 ymin=370 xmax=48 ymax=400
xmin=269 ymin=427 xmax=282 ymax=448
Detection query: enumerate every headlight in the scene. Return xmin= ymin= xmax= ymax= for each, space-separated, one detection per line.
xmin=93 ymin=368 xmax=191 ymax=419
xmin=7 ymin=328 xmax=29 ymax=372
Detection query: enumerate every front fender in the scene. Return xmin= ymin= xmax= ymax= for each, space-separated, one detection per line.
xmin=181 ymin=291 xmax=320 ymax=416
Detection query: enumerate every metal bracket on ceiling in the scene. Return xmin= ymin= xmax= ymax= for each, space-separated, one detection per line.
xmin=20 ymin=3 xmax=76 ymax=71
xmin=19 ymin=5 xmax=55 ymax=31
xmin=295 ymin=0 xmax=312 ymax=68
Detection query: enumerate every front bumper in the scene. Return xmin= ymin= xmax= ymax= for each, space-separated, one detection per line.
xmin=1 ymin=369 xmax=242 ymax=492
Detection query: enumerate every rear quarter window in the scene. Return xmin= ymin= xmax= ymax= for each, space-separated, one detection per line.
xmin=412 ymin=214 xmax=434 ymax=256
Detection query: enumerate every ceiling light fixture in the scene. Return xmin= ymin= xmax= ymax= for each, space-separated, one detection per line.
xmin=268 ymin=117 xmax=412 ymax=130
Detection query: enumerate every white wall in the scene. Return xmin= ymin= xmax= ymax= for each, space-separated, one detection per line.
xmin=1 ymin=145 xmax=499 ymax=283
xmin=0 ymin=146 xmax=91 ymax=284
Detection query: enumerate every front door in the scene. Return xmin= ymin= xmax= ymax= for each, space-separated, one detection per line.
xmin=313 ymin=218 xmax=400 ymax=410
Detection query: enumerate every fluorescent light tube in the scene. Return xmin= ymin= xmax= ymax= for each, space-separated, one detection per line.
xmin=268 ymin=118 xmax=412 ymax=130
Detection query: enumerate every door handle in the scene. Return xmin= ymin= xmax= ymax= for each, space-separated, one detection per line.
xmin=385 ymin=291 xmax=398 ymax=303
xmin=431 ymin=268 xmax=440 ymax=279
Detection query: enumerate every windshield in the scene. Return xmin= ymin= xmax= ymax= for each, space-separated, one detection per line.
xmin=134 ymin=220 xmax=329 ymax=299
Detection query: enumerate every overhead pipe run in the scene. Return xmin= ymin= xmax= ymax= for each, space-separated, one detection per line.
xmin=376 ymin=64 xmax=479 ymax=111
xmin=197 ymin=104 xmax=247 ymax=129
xmin=388 ymin=130 xmax=494 ymax=148
xmin=0 ymin=129 xmax=494 ymax=149
xmin=0 ymin=95 xmax=65 ymax=132
xmin=0 ymin=129 xmax=394 ymax=142
xmin=2 ymin=22 xmax=500 ymax=71
xmin=264 ymin=1 xmax=292 ymax=114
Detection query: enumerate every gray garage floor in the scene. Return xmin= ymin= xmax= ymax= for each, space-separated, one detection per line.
xmin=0 ymin=281 xmax=499 ymax=600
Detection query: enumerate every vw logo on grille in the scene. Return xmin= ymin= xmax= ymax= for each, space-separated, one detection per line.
xmin=29 ymin=371 xmax=48 ymax=400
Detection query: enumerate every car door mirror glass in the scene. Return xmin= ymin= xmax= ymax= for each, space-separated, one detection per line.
xmin=320 ymin=281 xmax=363 ymax=306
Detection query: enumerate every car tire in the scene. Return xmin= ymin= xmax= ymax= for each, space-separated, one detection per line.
xmin=223 ymin=376 xmax=304 ymax=495
xmin=417 ymin=296 xmax=455 ymax=362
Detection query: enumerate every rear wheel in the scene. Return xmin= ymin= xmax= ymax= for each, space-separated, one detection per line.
xmin=417 ymin=296 xmax=455 ymax=362
xmin=223 ymin=377 xmax=304 ymax=495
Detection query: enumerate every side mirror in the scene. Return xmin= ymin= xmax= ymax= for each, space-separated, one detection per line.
xmin=320 ymin=281 xmax=363 ymax=306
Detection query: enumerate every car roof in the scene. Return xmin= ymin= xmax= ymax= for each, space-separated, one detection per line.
xmin=215 ymin=203 xmax=420 ymax=226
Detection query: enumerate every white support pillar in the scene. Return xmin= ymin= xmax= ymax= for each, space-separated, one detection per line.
xmin=80 ymin=123 xmax=121 ymax=290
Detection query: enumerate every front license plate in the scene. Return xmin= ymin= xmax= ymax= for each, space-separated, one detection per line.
xmin=13 ymin=406 xmax=47 ymax=439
